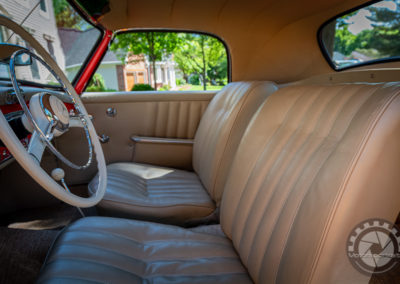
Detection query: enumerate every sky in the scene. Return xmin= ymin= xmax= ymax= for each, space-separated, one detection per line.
xmin=347 ymin=0 xmax=397 ymax=34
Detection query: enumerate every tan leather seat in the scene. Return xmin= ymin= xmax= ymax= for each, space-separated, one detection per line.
xmin=41 ymin=82 xmax=400 ymax=283
xmin=89 ymin=81 xmax=278 ymax=225
xmin=89 ymin=162 xmax=215 ymax=224
xmin=37 ymin=218 xmax=252 ymax=283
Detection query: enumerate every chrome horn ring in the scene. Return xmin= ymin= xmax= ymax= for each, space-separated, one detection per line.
xmin=9 ymin=49 xmax=93 ymax=170
xmin=39 ymin=92 xmax=70 ymax=134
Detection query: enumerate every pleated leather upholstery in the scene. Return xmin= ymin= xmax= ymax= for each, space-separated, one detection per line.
xmin=89 ymin=163 xmax=215 ymax=225
xmin=193 ymin=81 xmax=278 ymax=204
xmin=220 ymin=82 xmax=400 ymax=283
xmin=91 ymin=81 xmax=277 ymax=224
xmin=40 ymin=81 xmax=400 ymax=283
xmin=151 ymin=100 xmax=209 ymax=139
xmin=37 ymin=217 xmax=252 ymax=284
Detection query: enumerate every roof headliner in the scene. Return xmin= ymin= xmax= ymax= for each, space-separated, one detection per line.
xmin=98 ymin=0 xmax=372 ymax=83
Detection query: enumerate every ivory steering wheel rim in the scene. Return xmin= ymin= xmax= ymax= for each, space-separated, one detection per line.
xmin=0 ymin=15 xmax=107 ymax=208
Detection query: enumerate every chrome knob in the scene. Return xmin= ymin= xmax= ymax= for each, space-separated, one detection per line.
xmin=106 ymin=107 xmax=117 ymax=117
xmin=98 ymin=134 xmax=110 ymax=144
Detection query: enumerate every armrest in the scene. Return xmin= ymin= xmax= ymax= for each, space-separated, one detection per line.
xmin=131 ymin=136 xmax=193 ymax=170
xmin=131 ymin=136 xmax=194 ymax=145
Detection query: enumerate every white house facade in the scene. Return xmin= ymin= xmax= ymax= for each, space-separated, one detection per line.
xmin=0 ymin=0 xmax=65 ymax=75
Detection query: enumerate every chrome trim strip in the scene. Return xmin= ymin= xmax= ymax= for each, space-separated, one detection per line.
xmin=131 ymin=136 xmax=194 ymax=145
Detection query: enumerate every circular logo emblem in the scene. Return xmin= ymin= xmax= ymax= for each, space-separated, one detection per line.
xmin=347 ymin=218 xmax=400 ymax=275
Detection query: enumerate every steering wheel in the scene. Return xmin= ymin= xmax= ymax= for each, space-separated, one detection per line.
xmin=0 ymin=15 xmax=107 ymax=208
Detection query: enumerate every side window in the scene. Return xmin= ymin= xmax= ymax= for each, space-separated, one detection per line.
xmin=320 ymin=0 xmax=400 ymax=70
xmin=88 ymin=31 xmax=229 ymax=92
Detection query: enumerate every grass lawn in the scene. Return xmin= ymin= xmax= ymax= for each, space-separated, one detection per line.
xmin=176 ymin=84 xmax=224 ymax=91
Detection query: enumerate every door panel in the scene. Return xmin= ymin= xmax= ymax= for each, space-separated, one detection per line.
xmin=56 ymin=91 xmax=216 ymax=185
xmin=133 ymin=140 xmax=194 ymax=170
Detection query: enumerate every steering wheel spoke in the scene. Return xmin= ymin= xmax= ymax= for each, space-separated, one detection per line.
xmin=27 ymin=130 xmax=47 ymax=163
xmin=69 ymin=115 xmax=85 ymax=128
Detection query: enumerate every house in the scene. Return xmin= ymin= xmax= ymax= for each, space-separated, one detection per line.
xmin=57 ymin=28 xmax=122 ymax=89
xmin=124 ymin=54 xmax=177 ymax=90
xmin=0 ymin=0 xmax=65 ymax=81
xmin=59 ymin=28 xmax=177 ymax=91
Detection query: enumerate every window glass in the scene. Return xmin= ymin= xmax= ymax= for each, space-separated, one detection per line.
xmin=0 ymin=0 xmax=101 ymax=85
xmin=40 ymin=0 xmax=47 ymax=12
xmin=90 ymin=31 xmax=229 ymax=92
xmin=320 ymin=0 xmax=400 ymax=70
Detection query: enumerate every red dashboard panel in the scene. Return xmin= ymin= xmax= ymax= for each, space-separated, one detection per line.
xmin=0 ymin=104 xmax=24 ymax=115
xmin=0 ymin=102 xmax=75 ymax=115
xmin=0 ymin=135 xmax=31 ymax=163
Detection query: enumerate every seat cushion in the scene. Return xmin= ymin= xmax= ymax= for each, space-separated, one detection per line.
xmin=89 ymin=163 xmax=215 ymax=225
xmin=37 ymin=217 xmax=252 ymax=284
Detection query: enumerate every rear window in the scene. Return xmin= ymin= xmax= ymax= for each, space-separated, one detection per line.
xmin=89 ymin=31 xmax=229 ymax=92
xmin=319 ymin=0 xmax=400 ymax=70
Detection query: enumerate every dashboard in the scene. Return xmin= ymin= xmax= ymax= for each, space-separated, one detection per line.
xmin=0 ymin=111 xmax=30 ymax=164
xmin=0 ymin=81 xmax=73 ymax=167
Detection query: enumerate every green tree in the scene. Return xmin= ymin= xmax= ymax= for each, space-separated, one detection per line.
xmin=366 ymin=2 xmax=400 ymax=56
xmin=110 ymin=32 xmax=179 ymax=90
xmin=331 ymin=10 xmax=374 ymax=57
xmin=174 ymin=34 xmax=227 ymax=90
xmin=207 ymin=47 xmax=227 ymax=86
xmin=86 ymin=73 xmax=107 ymax=92
xmin=334 ymin=25 xmax=358 ymax=56
xmin=52 ymin=0 xmax=84 ymax=29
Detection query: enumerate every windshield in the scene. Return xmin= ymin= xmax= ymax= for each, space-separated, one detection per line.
xmin=0 ymin=0 xmax=101 ymax=86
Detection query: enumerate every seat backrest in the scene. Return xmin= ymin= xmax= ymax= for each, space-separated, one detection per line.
xmin=220 ymin=82 xmax=400 ymax=283
xmin=193 ymin=81 xmax=278 ymax=204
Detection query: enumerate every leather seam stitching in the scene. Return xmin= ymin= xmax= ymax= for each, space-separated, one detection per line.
xmin=102 ymin=198 xmax=215 ymax=210
xmin=307 ymin=88 xmax=400 ymax=283
xmin=210 ymin=81 xmax=266 ymax=200
xmin=230 ymin=85 xmax=316 ymax=242
xmin=61 ymin=228 xmax=232 ymax=247
xmin=241 ymin=84 xmax=328 ymax=259
xmin=55 ymin=242 xmax=240 ymax=263
xmin=271 ymin=84 xmax=369 ymax=282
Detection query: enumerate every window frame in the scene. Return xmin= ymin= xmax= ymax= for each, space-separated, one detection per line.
xmin=317 ymin=0 xmax=400 ymax=71
xmin=109 ymin=29 xmax=232 ymax=85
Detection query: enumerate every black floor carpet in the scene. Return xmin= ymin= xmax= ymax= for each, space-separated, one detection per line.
xmin=0 ymin=228 xmax=59 ymax=284
xmin=0 ymin=200 xmax=94 ymax=284
xmin=0 ymin=203 xmax=83 ymax=230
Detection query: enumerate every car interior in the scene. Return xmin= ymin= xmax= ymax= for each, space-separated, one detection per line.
xmin=0 ymin=0 xmax=399 ymax=283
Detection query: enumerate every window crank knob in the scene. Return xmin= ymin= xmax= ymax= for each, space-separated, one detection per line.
xmin=99 ymin=134 xmax=110 ymax=143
